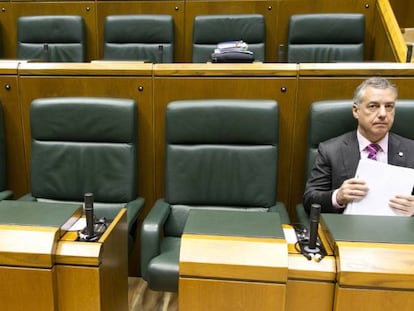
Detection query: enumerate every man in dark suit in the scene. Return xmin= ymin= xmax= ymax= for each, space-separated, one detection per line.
xmin=303 ymin=77 xmax=414 ymax=216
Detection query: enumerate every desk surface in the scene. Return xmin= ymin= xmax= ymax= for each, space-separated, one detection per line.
xmin=184 ymin=209 xmax=284 ymax=238
xmin=321 ymin=214 xmax=414 ymax=244
xmin=0 ymin=200 xmax=82 ymax=231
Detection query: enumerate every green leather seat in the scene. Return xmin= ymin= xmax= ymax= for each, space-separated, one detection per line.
xmin=296 ymin=100 xmax=414 ymax=225
xmin=287 ymin=13 xmax=365 ymax=63
xmin=103 ymin=14 xmax=174 ymax=63
xmin=141 ymin=99 xmax=289 ymax=292
xmin=19 ymin=97 xmax=144 ymax=253
xmin=192 ymin=14 xmax=265 ymax=63
xmin=0 ymin=101 xmax=13 ymax=200
xmin=17 ymin=15 xmax=86 ymax=62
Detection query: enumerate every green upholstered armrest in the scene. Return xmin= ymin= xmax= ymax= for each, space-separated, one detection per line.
xmin=126 ymin=197 xmax=145 ymax=232
xmin=0 ymin=190 xmax=13 ymax=201
xmin=269 ymin=202 xmax=290 ymax=224
xmin=140 ymin=199 xmax=171 ymax=277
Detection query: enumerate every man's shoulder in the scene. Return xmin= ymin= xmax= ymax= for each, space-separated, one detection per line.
xmin=390 ymin=132 xmax=414 ymax=146
xmin=320 ymin=131 xmax=356 ymax=147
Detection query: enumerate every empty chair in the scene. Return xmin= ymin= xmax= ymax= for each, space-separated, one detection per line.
xmin=192 ymin=14 xmax=265 ymax=63
xmin=17 ymin=15 xmax=86 ymax=62
xmin=19 ymin=97 xmax=145 ymax=253
xmin=296 ymin=100 xmax=414 ymax=225
xmin=103 ymin=14 xmax=174 ymax=63
xmin=0 ymin=101 xmax=13 ymax=200
xmin=287 ymin=13 xmax=365 ymax=63
xmin=141 ymin=99 xmax=289 ymax=292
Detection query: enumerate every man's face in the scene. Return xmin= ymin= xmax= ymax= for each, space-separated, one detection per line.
xmin=352 ymin=86 xmax=396 ymax=142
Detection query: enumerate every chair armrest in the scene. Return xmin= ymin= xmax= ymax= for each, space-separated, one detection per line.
xmin=140 ymin=199 xmax=170 ymax=278
xmin=126 ymin=197 xmax=145 ymax=232
xmin=269 ymin=201 xmax=290 ymax=224
xmin=0 ymin=190 xmax=13 ymax=201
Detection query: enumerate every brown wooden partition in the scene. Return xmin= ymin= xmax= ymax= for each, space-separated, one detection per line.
xmin=153 ymin=63 xmax=298 ymax=213
xmin=0 ymin=61 xmax=27 ymax=198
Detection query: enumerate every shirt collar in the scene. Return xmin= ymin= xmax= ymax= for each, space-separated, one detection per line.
xmin=357 ymin=131 xmax=389 ymax=154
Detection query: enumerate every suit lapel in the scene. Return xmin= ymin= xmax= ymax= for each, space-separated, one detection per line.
xmin=342 ymin=131 xmax=360 ymax=176
xmin=388 ymin=133 xmax=406 ymax=166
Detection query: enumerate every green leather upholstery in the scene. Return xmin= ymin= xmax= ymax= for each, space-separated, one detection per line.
xmin=0 ymin=101 xmax=13 ymax=200
xmin=19 ymin=97 xmax=144 ymax=253
xmin=192 ymin=14 xmax=265 ymax=63
xmin=17 ymin=15 xmax=86 ymax=62
xmin=103 ymin=14 xmax=174 ymax=63
xmin=287 ymin=13 xmax=365 ymax=63
xmin=141 ymin=99 xmax=289 ymax=292
xmin=296 ymin=100 xmax=414 ymax=225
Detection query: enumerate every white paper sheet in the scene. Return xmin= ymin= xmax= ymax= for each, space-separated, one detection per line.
xmin=344 ymin=159 xmax=414 ymax=216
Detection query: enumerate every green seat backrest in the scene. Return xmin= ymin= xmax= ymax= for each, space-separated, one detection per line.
xmin=103 ymin=14 xmax=174 ymax=63
xmin=17 ymin=15 xmax=86 ymax=62
xmin=30 ymin=97 xmax=137 ymax=205
xmin=287 ymin=13 xmax=365 ymax=63
xmin=192 ymin=14 xmax=265 ymax=63
xmin=164 ymin=99 xmax=279 ymax=236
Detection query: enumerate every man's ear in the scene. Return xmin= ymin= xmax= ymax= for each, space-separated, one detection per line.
xmin=352 ymin=103 xmax=359 ymax=119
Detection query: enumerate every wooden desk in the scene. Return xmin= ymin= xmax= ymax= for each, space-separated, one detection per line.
xmin=0 ymin=201 xmax=128 ymax=311
xmin=179 ymin=210 xmax=288 ymax=311
xmin=284 ymin=225 xmax=336 ymax=311
xmin=321 ymin=214 xmax=414 ymax=311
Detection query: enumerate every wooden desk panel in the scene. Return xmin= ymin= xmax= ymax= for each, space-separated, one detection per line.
xmin=0 ymin=266 xmax=56 ymax=311
xmin=56 ymin=209 xmax=128 ymax=311
xmin=180 ymin=277 xmax=286 ymax=311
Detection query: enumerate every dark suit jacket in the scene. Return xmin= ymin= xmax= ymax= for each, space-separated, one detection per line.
xmin=303 ymin=131 xmax=414 ymax=213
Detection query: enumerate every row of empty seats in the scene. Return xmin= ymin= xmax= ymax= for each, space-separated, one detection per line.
xmin=16 ymin=13 xmax=366 ymax=63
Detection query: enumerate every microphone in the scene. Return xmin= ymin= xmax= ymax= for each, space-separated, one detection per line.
xmin=406 ymin=44 xmax=413 ymax=63
xmin=304 ymin=203 xmax=321 ymax=253
xmin=84 ymin=192 xmax=95 ymax=238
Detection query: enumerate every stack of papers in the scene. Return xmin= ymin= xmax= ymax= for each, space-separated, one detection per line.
xmin=214 ymin=40 xmax=252 ymax=55
xmin=344 ymin=159 xmax=414 ymax=216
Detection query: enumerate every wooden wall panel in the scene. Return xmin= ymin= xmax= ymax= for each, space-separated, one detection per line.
xmin=0 ymin=62 xmax=27 ymax=198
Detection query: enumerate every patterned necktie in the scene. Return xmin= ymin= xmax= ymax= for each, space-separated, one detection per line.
xmin=366 ymin=143 xmax=381 ymax=160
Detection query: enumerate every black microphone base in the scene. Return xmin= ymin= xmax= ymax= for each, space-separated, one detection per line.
xmin=303 ymin=245 xmax=321 ymax=254
xmin=78 ymin=227 xmax=100 ymax=242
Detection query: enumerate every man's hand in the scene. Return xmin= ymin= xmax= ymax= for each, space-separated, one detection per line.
xmin=389 ymin=195 xmax=414 ymax=216
xmin=336 ymin=178 xmax=369 ymax=206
